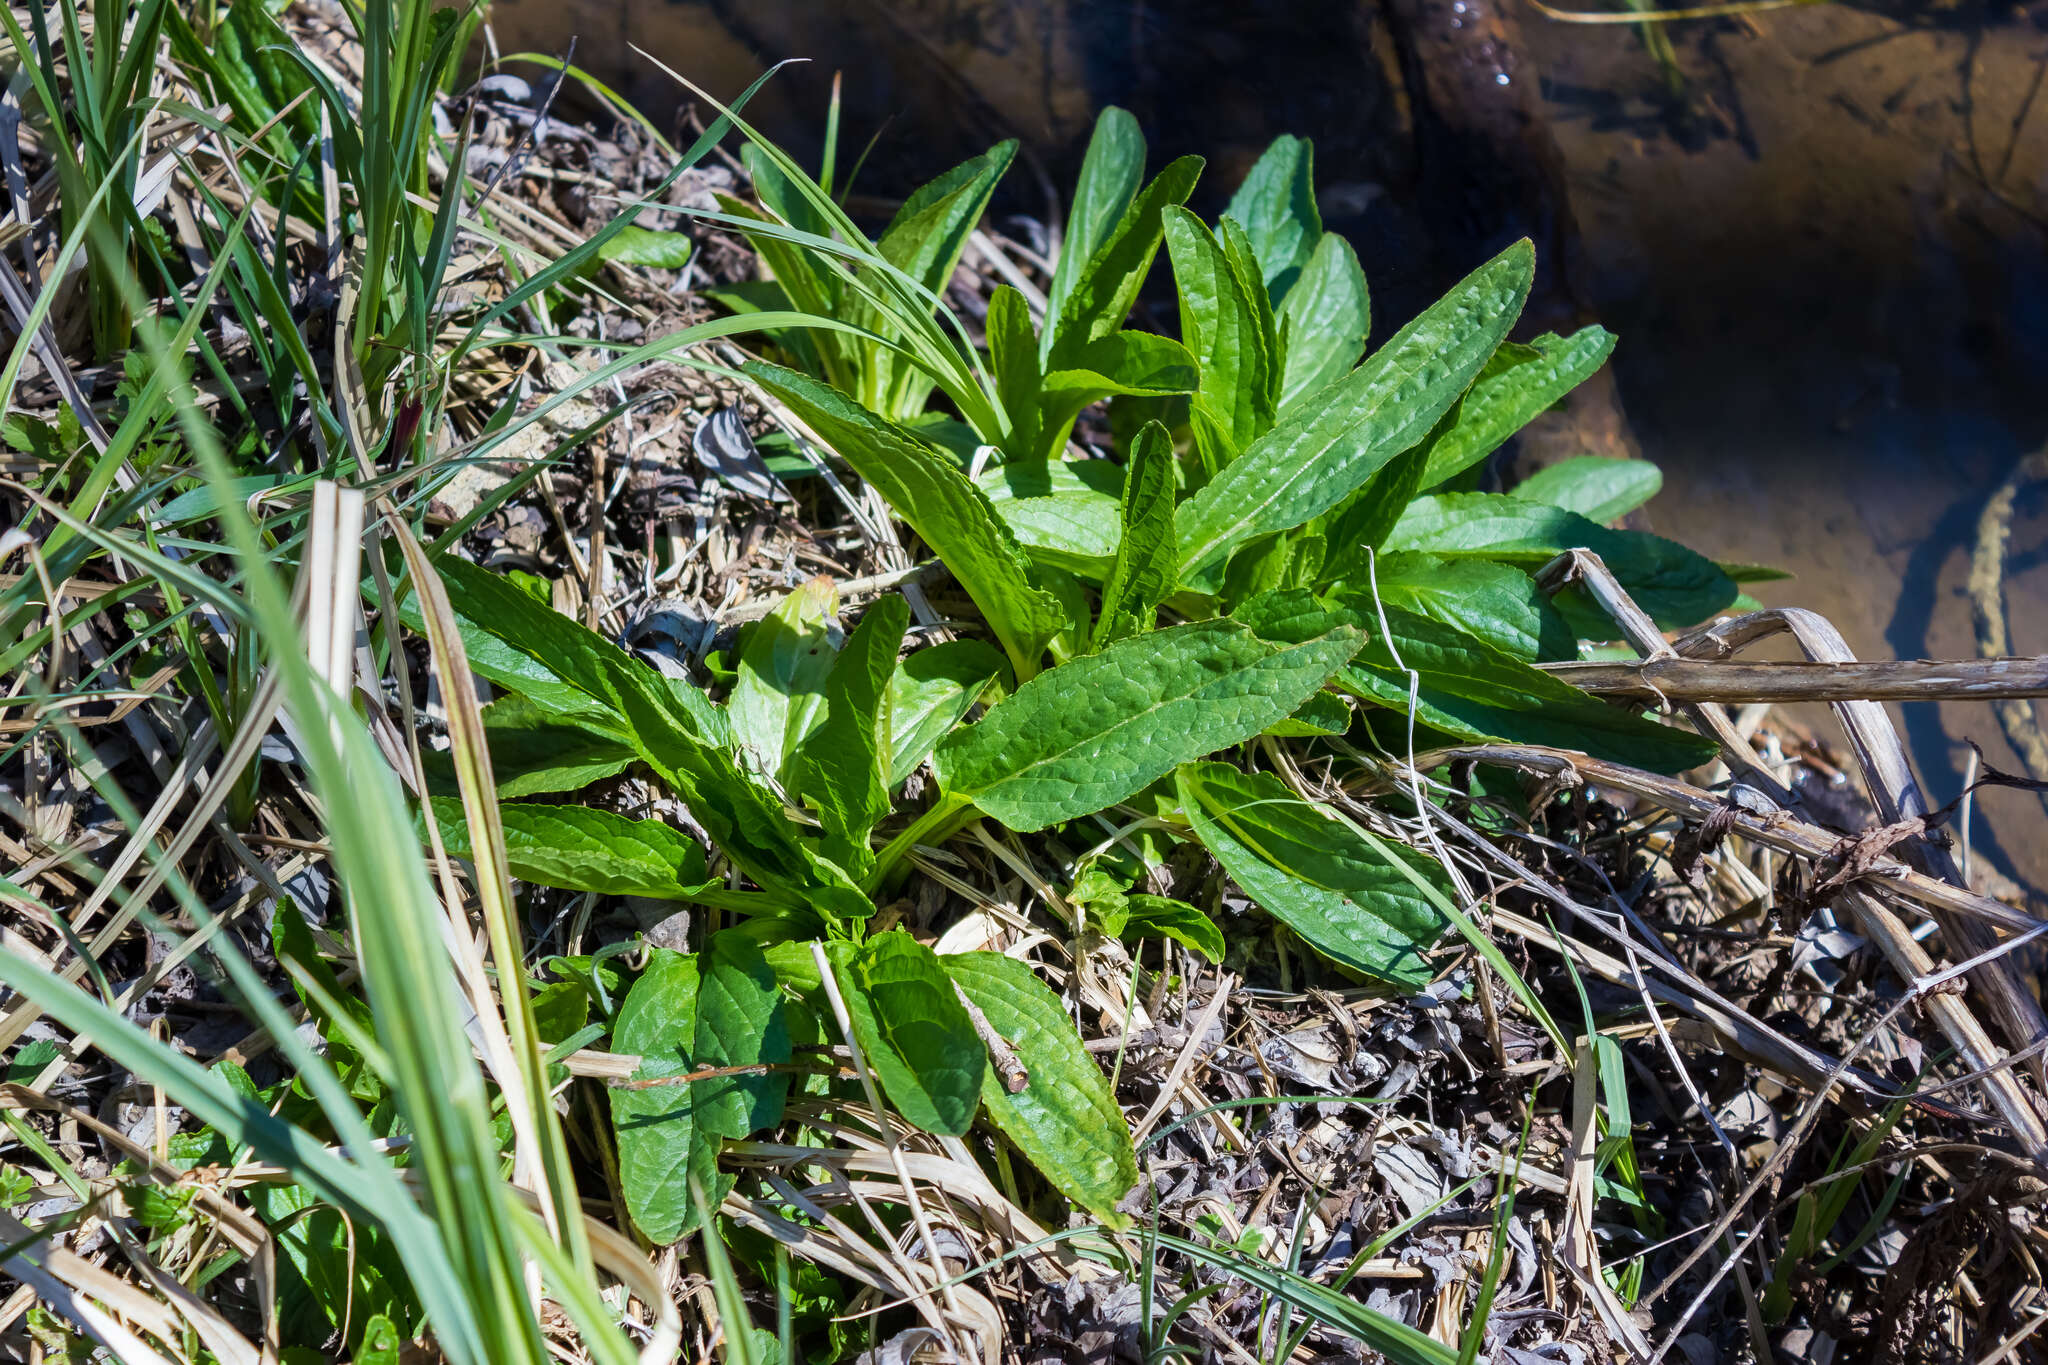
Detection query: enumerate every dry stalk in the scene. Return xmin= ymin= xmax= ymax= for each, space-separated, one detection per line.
xmin=1679 ymin=605 xmax=2048 ymax=1113
xmin=1544 ymin=653 xmax=2048 ymax=704
xmin=1425 ymin=744 xmax=2042 ymax=934
xmin=1532 ymin=553 xmax=2048 ymax=1163
xmin=1970 ymin=445 xmax=2048 ymax=788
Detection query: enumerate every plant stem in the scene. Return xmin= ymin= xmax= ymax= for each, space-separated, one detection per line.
xmin=865 ymin=791 xmax=975 ymax=893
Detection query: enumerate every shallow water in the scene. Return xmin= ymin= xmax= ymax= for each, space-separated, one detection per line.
xmin=490 ymin=0 xmax=2048 ymax=888
xmin=1521 ymin=3 xmax=2048 ymax=889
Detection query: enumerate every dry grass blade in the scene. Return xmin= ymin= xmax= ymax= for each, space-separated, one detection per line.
xmin=0 ymin=1082 xmax=277 ymax=1341
xmin=1561 ymin=1040 xmax=1654 ymax=1357
xmin=0 ymin=665 xmax=281 ymax=1061
xmin=1680 ymin=605 xmax=2048 ymax=1118
xmin=1537 ymin=550 xmax=2048 ymax=1153
xmin=386 ymin=502 xmax=584 ymax=1250
xmin=0 ymin=1211 xmax=185 ymax=1365
xmin=1133 ymin=973 xmax=1236 ymax=1143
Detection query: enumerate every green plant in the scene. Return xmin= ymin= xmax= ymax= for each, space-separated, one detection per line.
xmin=1761 ymin=1093 xmax=1913 ymax=1324
xmin=385 ymin=96 xmax=1739 ymax=1336
xmin=1558 ymin=944 xmax=1663 ymax=1303
xmin=0 ymin=368 xmax=632 ymax=1365
xmin=701 ymin=96 xmax=1202 ymax=464
xmin=0 ymin=4 xmax=1764 ymax=1354
xmin=0 ymin=0 xmax=173 ymax=359
xmin=0 ymin=5 xmax=793 ymax=1360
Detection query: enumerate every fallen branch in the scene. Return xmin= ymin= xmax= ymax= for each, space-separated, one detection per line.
xmin=1430 ymin=743 xmax=2048 ymax=936
xmin=1543 ymin=654 xmax=2048 ymax=705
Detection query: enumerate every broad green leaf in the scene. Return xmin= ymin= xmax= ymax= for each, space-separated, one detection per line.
xmin=609 ymin=937 xmax=789 ymax=1244
xmin=790 ymin=595 xmax=909 ymax=872
xmin=875 ymin=141 xmax=1016 ymax=296
xmin=165 ymin=0 xmax=316 ymax=165
xmin=1165 ymin=207 xmax=1280 ymax=465
xmin=757 ymin=939 xmax=827 ymax=997
xmin=1222 ymin=134 xmax=1320 ymax=302
xmin=1044 ymin=106 xmax=1145 ymax=337
xmin=1339 ymin=604 xmax=1718 ymax=771
xmin=429 ymin=555 xmax=872 ymax=920
xmin=1263 ymin=687 xmax=1352 ymax=738
xmin=1039 ymin=562 xmax=1096 ymax=652
xmin=1219 ymin=529 xmax=1326 ymax=609
xmin=1046 ymin=156 xmax=1204 ymax=371
xmin=1378 ymin=491 xmax=1738 ymax=629
xmin=904 ymin=413 xmax=985 ymax=464
xmin=435 ymin=693 xmax=634 ymax=798
xmin=417 ymin=555 xmax=724 ymax=742
xmin=1320 ymin=440 xmax=1433 ymax=569
xmin=987 ymin=285 xmax=1045 ymax=462
xmin=936 ymin=590 xmax=1365 ymax=831
xmin=624 ymin=705 xmax=876 ymax=924
xmin=1098 ymin=893 xmax=1226 ymax=963
xmin=867 ymin=141 xmax=1017 ymax=417
xmin=609 ymin=948 xmax=701 ymax=1242
xmin=1276 ymin=233 xmax=1370 ymax=412
xmin=944 ymin=951 xmax=1137 ymax=1222
xmin=597 ymin=225 xmax=695 ymax=269
xmin=978 ymin=456 xmax=1130 ymax=505
xmin=886 ymin=640 xmax=1008 ymax=786
xmin=1416 ymin=327 xmax=1617 ymax=487
xmin=1042 ymin=330 xmax=1201 ymax=403
xmin=272 ymin=902 xmax=372 ymax=1065
xmin=833 ymin=936 xmax=983 ymax=1135
xmin=745 ymin=362 xmax=1066 ymax=676
xmin=1032 ymin=329 xmax=1200 ymax=467
xmin=400 ymin=583 xmax=610 ymax=725
xmin=355 ymin=1314 xmax=403 ymax=1365
xmin=1514 ymin=456 xmax=1663 ymax=524
xmin=982 ymin=487 xmax=1122 ymax=575
xmin=1345 ymin=554 xmax=1575 ymax=662
xmin=1174 ymin=240 xmax=1535 ymax=589
xmin=531 ymin=979 xmax=591 ymax=1046
xmin=425 ymin=797 xmax=712 ymax=900
xmin=1093 ymin=421 xmax=1179 ymax=646
xmin=1218 ymin=215 xmax=1282 ymax=432
xmin=692 ymin=932 xmax=792 ymax=1157
xmin=977 ymin=453 xmax=1127 ymax=573
xmin=1177 ymin=762 xmax=1447 ymax=988
xmin=729 ymin=577 xmax=840 ymax=782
